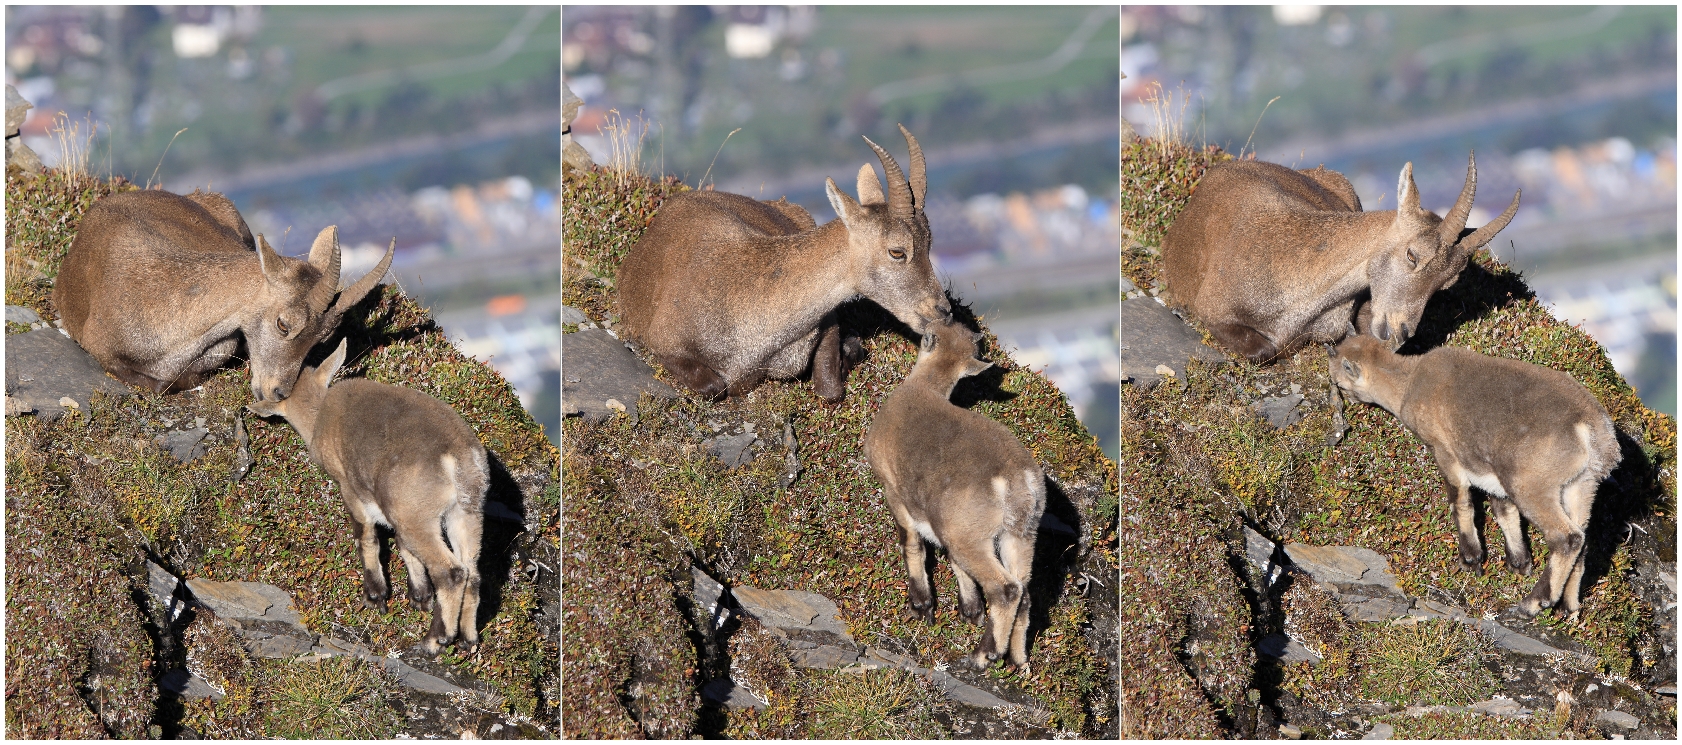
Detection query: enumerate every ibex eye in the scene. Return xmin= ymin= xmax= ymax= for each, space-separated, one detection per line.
xmin=889 ymin=248 xmax=907 ymax=261
xmin=277 ymin=318 xmax=291 ymax=335
xmin=1406 ymin=248 xmax=1419 ymax=267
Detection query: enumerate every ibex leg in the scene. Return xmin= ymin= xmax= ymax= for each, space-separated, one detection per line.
xmin=347 ymin=504 xmax=389 ymax=609
xmin=1515 ymin=476 xmax=1586 ymax=618
xmin=948 ymin=536 xmax=1021 ymax=671
xmin=998 ymin=530 xmax=1036 ymax=670
xmin=1556 ymin=476 xmax=1599 ymax=621
xmin=1208 ymin=320 xmax=1279 ymax=364
xmin=443 ymin=503 xmax=484 ymax=651
xmin=1487 ymin=493 xmax=1532 ymax=575
xmin=811 ymin=315 xmax=849 ymax=403
xmin=1441 ymin=468 xmax=1485 ymax=574
xmin=890 ymin=504 xmax=935 ymax=623
xmin=401 ymin=529 xmax=467 ymax=655
xmin=658 ymin=351 xmax=728 ymax=401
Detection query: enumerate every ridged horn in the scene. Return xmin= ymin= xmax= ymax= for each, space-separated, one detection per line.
xmin=1438 ymin=152 xmax=1478 ymax=245
xmin=898 ymin=123 xmax=926 ymax=210
xmin=329 ymin=237 xmax=396 ymax=315
xmin=1457 ymin=190 xmax=1521 ymax=252
xmin=862 ymin=134 xmax=912 ymax=221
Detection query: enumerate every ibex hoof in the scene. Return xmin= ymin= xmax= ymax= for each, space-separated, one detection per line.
xmin=409 ymin=597 xmax=431 ymax=613
xmin=964 ymin=653 xmax=994 ymax=671
xmin=1513 ymin=600 xmax=1541 ymax=619
xmin=1458 ymin=558 xmax=1484 ymax=575
xmin=419 ymin=639 xmax=445 ymax=658
xmin=1508 ymin=560 xmax=1534 ymax=577
xmin=959 ymin=606 xmax=984 ymax=624
xmin=362 ymin=595 xmax=386 ymax=611
xmin=456 ymin=639 xmax=479 ymax=656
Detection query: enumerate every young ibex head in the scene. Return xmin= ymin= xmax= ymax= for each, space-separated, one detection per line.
xmin=1366 ymin=153 xmax=1519 ymax=348
xmin=911 ymin=316 xmax=993 ymax=396
xmin=246 ymin=228 xmax=394 ymax=402
xmin=825 ymin=124 xmax=950 ymax=334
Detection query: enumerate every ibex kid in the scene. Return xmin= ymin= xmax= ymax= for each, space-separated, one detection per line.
xmin=1163 ymin=153 xmax=1519 ymax=363
xmin=617 ymin=124 xmax=951 ymax=403
xmin=55 ymin=189 xmax=393 ymax=401
xmin=247 ymin=339 xmax=487 ymax=655
xmin=1330 ymin=335 xmax=1620 ymax=620
xmin=863 ymin=318 xmax=1045 ymax=670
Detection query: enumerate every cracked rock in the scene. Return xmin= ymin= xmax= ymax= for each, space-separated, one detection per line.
xmin=704 ymin=432 xmax=758 ymax=469
xmin=1252 ymin=393 xmax=1305 ymax=429
xmin=561 ymin=328 xmax=676 ymax=424
xmin=155 ymin=427 xmax=211 ymax=463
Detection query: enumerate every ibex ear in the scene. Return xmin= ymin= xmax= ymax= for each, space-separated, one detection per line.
xmin=317 ymin=338 xmax=349 ymax=387
xmin=826 ymin=177 xmax=864 ymax=230
xmin=256 ymin=234 xmax=286 ymax=285
xmin=963 ymin=357 xmax=993 ymax=378
xmin=308 ymin=226 xmax=341 ymax=284
xmin=1394 ymin=162 xmax=1421 ymax=214
xmin=919 ymin=330 xmax=937 ymax=353
xmin=856 ymin=164 xmax=885 ymax=206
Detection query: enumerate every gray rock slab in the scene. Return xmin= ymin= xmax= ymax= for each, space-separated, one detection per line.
xmin=5 ymin=84 xmax=30 ymax=137
xmin=928 ymin=670 xmax=1017 ymax=709
xmin=1469 ymin=697 xmax=1529 ymax=717
xmin=6 ymin=135 xmax=41 ymax=176
xmin=1117 ymin=297 xmax=1226 ymax=388
xmin=1252 ymin=393 xmax=1306 ymax=429
xmin=1409 ymin=599 xmax=1470 ymax=622
xmin=1243 ymin=526 xmax=1284 ymax=587
xmin=1474 ymin=619 xmax=1584 ymax=659
xmin=1341 ymin=595 xmax=1414 ymax=622
xmin=730 ymin=585 xmax=856 ymax=649
xmin=146 ymin=560 xmax=185 ymax=622
xmin=1284 ymin=543 xmax=1400 ymax=594
xmin=245 ymin=633 xmax=316 ymax=659
xmin=1657 ymin=684 xmax=1677 ymax=696
xmin=6 ymin=304 xmax=40 ymax=324
xmin=561 ymin=328 xmax=676 ymax=424
xmin=561 ymin=305 xmax=587 ymax=325
xmin=701 ymin=678 xmax=767 ymax=711
xmin=154 ymin=427 xmax=210 ymax=463
xmin=4 ymin=327 xmax=130 ymax=419
xmin=1258 ymin=633 xmax=1321 ymax=665
xmin=790 ymin=644 xmax=865 ymax=669
xmin=1361 ymin=722 xmax=1394 ymax=740
xmin=1595 ymin=708 xmax=1641 ymax=730
xmin=160 ymin=669 xmax=224 ymax=701
xmin=379 ymin=655 xmax=467 ymax=695
xmin=704 ymin=432 xmax=757 ymax=469
xmin=693 ymin=567 xmax=728 ymax=630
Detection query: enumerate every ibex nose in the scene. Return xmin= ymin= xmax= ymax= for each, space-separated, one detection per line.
xmin=1398 ymin=323 xmax=1412 ymax=342
xmin=1374 ymin=320 xmax=1391 ymax=341
xmin=271 ymin=386 xmax=286 ymax=401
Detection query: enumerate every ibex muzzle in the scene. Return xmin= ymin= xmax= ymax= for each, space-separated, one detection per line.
xmin=1162 ymin=153 xmax=1519 ymax=362
xmin=1330 ymin=335 xmax=1620 ymax=620
xmin=617 ymin=125 xmax=950 ymax=402
xmin=863 ymin=318 xmax=1045 ymax=671
xmin=247 ymin=339 xmax=488 ymax=655
xmin=54 ymin=189 xmax=394 ymax=401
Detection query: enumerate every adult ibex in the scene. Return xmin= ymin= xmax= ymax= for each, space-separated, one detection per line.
xmin=1330 ymin=335 xmax=1620 ymax=620
xmin=248 ymin=339 xmax=487 ymax=655
xmin=863 ymin=318 xmax=1045 ymax=671
xmin=1162 ymin=154 xmax=1519 ymax=363
xmin=54 ymin=189 xmax=394 ymax=401
xmin=617 ymin=124 xmax=951 ymax=402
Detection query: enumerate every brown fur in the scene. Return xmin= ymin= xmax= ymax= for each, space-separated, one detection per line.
xmin=53 ymin=189 xmax=394 ymax=401
xmin=616 ymin=125 xmax=951 ymax=402
xmin=1330 ymin=335 xmax=1620 ymax=619
xmin=862 ymin=319 xmax=1046 ymax=670
xmin=248 ymin=340 xmax=488 ymax=655
xmin=1163 ymin=154 xmax=1519 ymax=363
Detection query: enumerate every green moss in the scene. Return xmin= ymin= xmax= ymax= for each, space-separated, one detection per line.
xmin=562 ymin=165 xmax=1119 ymax=737
xmin=5 ymin=171 xmax=558 ymax=736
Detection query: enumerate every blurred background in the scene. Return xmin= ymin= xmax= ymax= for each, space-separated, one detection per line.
xmin=1121 ymin=5 xmax=1676 ymax=415
xmin=5 ymin=5 xmax=563 ymax=442
xmin=564 ymin=6 xmax=1124 ymax=458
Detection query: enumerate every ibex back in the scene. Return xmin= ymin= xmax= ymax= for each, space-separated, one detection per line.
xmin=617 ymin=125 xmax=951 ymax=402
xmin=1330 ymin=335 xmax=1619 ymax=620
xmin=55 ymin=189 xmax=394 ymax=401
xmin=863 ymin=319 xmax=1045 ymax=671
xmin=1162 ymin=154 xmax=1518 ymax=363
xmin=247 ymin=339 xmax=488 ymax=655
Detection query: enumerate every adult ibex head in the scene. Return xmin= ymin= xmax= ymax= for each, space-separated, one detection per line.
xmin=1365 ymin=154 xmax=1521 ymax=348
xmin=54 ymin=189 xmax=394 ymax=402
xmin=1161 ymin=153 xmax=1519 ymax=363
xmin=617 ymin=124 xmax=951 ymax=402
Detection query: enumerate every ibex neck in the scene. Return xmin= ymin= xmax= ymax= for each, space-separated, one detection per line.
xmin=904 ymin=365 xmax=961 ymax=400
xmin=753 ymin=218 xmax=865 ymax=312
xmin=1365 ymin=350 xmax=1421 ymax=413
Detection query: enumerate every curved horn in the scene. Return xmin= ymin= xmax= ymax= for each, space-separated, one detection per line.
xmin=898 ymin=123 xmax=926 ymax=210
xmin=862 ymin=134 xmax=912 ymax=221
xmin=1457 ymin=190 xmax=1521 ymax=251
xmin=307 ymin=226 xmax=340 ymax=313
xmin=329 ymin=237 xmax=395 ymax=315
xmin=1438 ymin=152 xmax=1478 ymax=245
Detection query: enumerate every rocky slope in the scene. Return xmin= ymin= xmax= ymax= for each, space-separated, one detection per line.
xmin=4 ymin=170 xmax=559 ymax=738
xmin=561 ymin=165 xmax=1120 ymax=738
xmin=1116 ymin=138 xmax=1676 ymax=739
